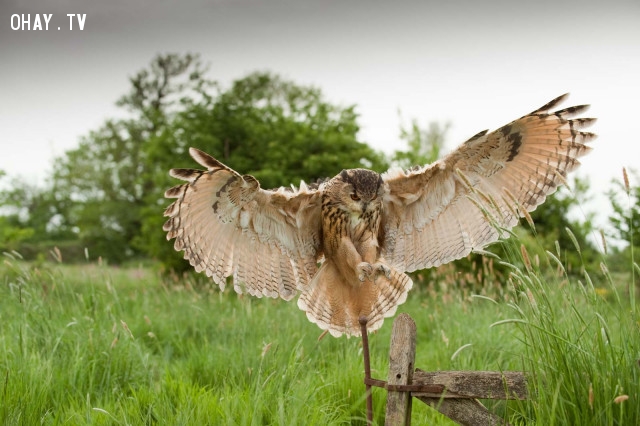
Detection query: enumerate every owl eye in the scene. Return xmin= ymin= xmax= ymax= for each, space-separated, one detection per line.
xmin=350 ymin=193 xmax=360 ymax=201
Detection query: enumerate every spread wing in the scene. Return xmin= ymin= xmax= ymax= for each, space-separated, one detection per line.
xmin=380 ymin=93 xmax=595 ymax=272
xmin=163 ymin=148 xmax=323 ymax=300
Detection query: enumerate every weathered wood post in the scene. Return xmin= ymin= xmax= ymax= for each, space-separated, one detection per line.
xmin=362 ymin=313 xmax=527 ymax=425
xmin=385 ymin=313 xmax=417 ymax=425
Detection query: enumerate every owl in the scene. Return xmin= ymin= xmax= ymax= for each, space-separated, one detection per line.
xmin=163 ymin=94 xmax=594 ymax=337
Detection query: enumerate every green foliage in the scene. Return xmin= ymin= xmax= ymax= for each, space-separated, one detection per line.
xmin=43 ymin=55 xmax=387 ymax=268
xmin=136 ymin=70 xmax=387 ymax=271
xmin=0 ymin=174 xmax=74 ymax=256
xmin=525 ymin=177 xmax=598 ymax=275
xmin=0 ymin=216 xmax=34 ymax=249
xmin=391 ymin=115 xmax=450 ymax=168
xmin=609 ymin=169 xmax=640 ymax=246
xmin=49 ymin=54 xmax=211 ymax=264
xmin=173 ymin=71 xmax=387 ymax=188
xmin=607 ymin=169 xmax=640 ymax=273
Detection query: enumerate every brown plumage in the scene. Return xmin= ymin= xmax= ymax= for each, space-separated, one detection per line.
xmin=163 ymin=93 xmax=595 ymax=337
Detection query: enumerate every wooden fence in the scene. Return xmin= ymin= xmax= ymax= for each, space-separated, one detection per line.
xmin=360 ymin=313 xmax=528 ymax=426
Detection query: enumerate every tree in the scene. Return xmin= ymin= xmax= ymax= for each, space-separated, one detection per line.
xmin=526 ymin=177 xmax=597 ymax=273
xmin=608 ymin=168 xmax=640 ymax=247
xmin=51 ymin=54 xmax=211 ymax=263
xmin=137 ymin=71 xmax=389 ymax=271
xmin=392 ymin=114 xmax=450 ymax=168
xmin=0 ymin=173 xmax=74 ymax=257
xmin=51 ymin=56 xmax=387 ymax=267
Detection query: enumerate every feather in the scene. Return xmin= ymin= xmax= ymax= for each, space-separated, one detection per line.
xmin=381 ymin=93 xmax=594 ymax=272
xmin=163 ymin=148 xmax=323 ymax=302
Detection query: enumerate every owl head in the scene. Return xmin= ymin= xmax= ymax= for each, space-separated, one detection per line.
xmin=329 ymin=168 xmax=386 ymax=214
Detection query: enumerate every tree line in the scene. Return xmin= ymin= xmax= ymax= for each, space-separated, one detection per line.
xmin=1 ymin=53 xmax=637 ymax=279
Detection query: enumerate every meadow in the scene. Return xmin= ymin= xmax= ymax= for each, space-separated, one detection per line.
xmin=1 ymin=236 xmax=638 ymax=425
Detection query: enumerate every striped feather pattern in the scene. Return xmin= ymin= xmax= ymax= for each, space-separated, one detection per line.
xmin=381 ymin=93 xmax=595 ymax=272
xmin=163 ymin=148 xmax=323 ymax=300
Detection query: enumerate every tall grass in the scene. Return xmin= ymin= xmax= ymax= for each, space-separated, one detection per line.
xmin=1 ymin=218 xmax=638 ymax=425
xmin=490 ymin=230 xmax=640 ymax=424
xmin=1 ymin=252 xmax=523 ymax=425
xmin=0 ymin=255 xmax=371 ymax=425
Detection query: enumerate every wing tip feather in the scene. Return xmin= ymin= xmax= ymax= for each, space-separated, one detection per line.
xmin=189 ymin=147 xmax=224 ymax=169
xmin=533 ymin=93 xmax=570 ymax=113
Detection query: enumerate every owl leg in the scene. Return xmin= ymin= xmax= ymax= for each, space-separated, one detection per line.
xmin=334 ymin=237 xmax=387 ymax=284
xmin=334 ymin=238 xmax=369 ymax=283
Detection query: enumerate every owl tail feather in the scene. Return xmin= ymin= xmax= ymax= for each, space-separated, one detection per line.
xmin=297 ymin=260 xmax=413 ymax=337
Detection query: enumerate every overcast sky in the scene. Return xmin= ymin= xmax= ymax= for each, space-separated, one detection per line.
xmin=2 ymin=0 xmax=639 ymax=232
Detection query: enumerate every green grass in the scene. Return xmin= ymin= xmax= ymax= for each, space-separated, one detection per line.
xmin=1 ymin=244 xmax=638 ymax=425
xmin=496 ymin=238 xmax=640 ymax=425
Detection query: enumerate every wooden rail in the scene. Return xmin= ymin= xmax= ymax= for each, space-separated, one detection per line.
xmin=360 ymin=313 xmax=527 ymax=426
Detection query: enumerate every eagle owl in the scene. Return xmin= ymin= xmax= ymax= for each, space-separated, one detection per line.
xmin=163 ymin=94 xmax=594 ymax=337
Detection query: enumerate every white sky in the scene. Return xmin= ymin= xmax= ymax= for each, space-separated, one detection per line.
xmin=1 ymin=0 xmax=639 ymax=233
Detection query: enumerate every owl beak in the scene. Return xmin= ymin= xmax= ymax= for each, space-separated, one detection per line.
xmin=362 ymin=202 xmax=369 ymax=212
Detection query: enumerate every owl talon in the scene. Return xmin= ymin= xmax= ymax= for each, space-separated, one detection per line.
xmin=377 ymin=263 xmax=391 ymax=279
xmin=369 ymin=262 xmax=391 ymax=284
xmin=356 ymin=262 xmax=373 ymax=282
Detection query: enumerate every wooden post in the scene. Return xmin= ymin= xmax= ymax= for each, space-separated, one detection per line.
xmin=378 ymin=313 xmax=527 ymax=426
xmin=385 ymin=313 xmax=416 ymax=426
